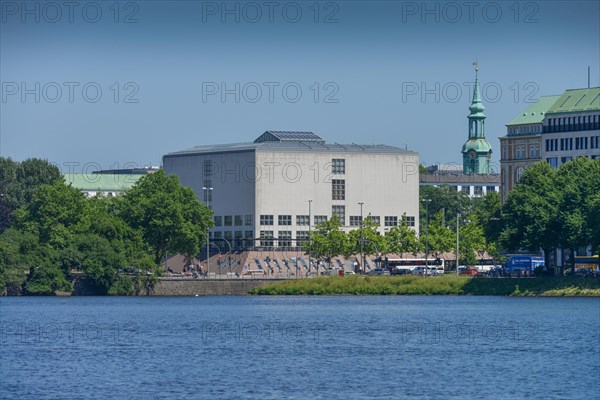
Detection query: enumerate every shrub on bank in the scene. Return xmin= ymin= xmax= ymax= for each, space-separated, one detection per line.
xmin=249 ymin=276 xmax=600 ymax=296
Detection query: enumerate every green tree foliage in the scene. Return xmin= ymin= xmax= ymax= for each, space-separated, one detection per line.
xmin=499 ymin=158 xmax=600 ymax=266
xmin=384 ymin=216 xmax=419 ymax=255
xmin=422 ymin=211 xmax=455 ymax=257
xmin=14 ymin=180 xmax=88 ymax=248
xmin=500 ymin=162 xmax=561 ymax=259
xmin=420 ymin=185 xmax=473 ymax=226
xmin=347 ymin=215 xmax=385 ymax=257
xmin=458 ymin=217 xmax=487 ymax=266
xmin=555 ymin=158 xmax=600 ymax=258
xmin=0 ymin=157 xmax=61 ymax=232
xmin=120 ymin=170 xmax=214 ymax=264
xmin=306 ymin=215 xmax=348 ymax=267
xmin=0 ymin=229 xmax=44 ymax=293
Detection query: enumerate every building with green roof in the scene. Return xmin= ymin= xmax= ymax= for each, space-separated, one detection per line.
xmin=541 ymin=87 xmax=600 ymax=169
xmin=500 ymin=87 xmax=600 ymax=200
xmin=500 ymin=95 xmax=561 ymax=199
xmin=64 ymin=174 xmax=142 ymax=197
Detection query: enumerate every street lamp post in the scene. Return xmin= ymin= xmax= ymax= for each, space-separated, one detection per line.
xmin=456 ymin=213 xmax=460 ymax=277
xmin=203 ymin=186 xmax=213 ymax=278
xmin=359 ymin=202 xmax=364 ymax=274
xmin=422 ymin=199 xmax=431 ymax=276
xmin=308 ymin=200 xmax=312 ymax=277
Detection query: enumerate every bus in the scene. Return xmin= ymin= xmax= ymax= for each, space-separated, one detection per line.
xmin=505 ymin=256 xmax=544 ymax=275
xmin=387 ymin=258 xmax=444 ymax=273
xmin=572 ymin=255 xmax=599 ymax=271
xmin=471 ymin=258 xmax=501 ymax=272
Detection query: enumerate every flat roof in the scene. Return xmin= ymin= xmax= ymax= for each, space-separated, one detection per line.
xmin=164 ymin=141 xmax=417 ymax=158
xmin=420 ymin=173 xmax=500 ymax=184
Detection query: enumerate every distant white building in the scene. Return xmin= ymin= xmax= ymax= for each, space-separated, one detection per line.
xmin=163 ymin=131 xmax=420 ymax=249
xmin=64 ymin=173 xmax=143 ymax=197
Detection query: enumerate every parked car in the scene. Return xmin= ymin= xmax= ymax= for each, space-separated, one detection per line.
xmin=459 ymin=267 xmax=479 ymax=276
xmin=411 ymin=266 xmax=438 ymax=275
xmin=344 ymin=271 xmax=356 ymax=275
xmin=391 ymin=268 xmax=411 ymax=276
xmin=367 ymin=268 xmax=389 ymax=276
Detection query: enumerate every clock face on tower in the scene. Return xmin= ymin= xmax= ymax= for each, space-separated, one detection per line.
xmin=469 ymin=150 xmax=476 ymax=159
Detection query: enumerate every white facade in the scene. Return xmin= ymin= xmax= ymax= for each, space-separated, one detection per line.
xmin=163 ymin=132 xmax=420 ymax=249
xmin=541 ymin=112 xmax=600 ymax=168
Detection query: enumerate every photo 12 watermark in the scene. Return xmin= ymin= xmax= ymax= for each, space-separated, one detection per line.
xmin=199 ymin=321 xmax=340 ymax=344
xmin=1 ymin=82 xmax=140 ymax=104
xmin=201 ymin=81 xmax=340 ymax=104
xmin=401 ymin=81 xmax=539 ymax=104
xmin=400 ymin=1 xmax=540 ymax=24
xmin=200 ymin=1 xmax=340 ymax=24
xmin=1 ymin=322 xmax=140 ymax=344
xmin=1 ymin=1 xmax=140 ymax=24
xmin=399 ymin=321 xmax=541 ymax=344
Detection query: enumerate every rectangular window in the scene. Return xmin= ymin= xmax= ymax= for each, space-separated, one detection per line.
xmin=278 ymin=231 xmax=292 ymax=247
xmin=332 ymin=159 xmax=345 ymax=174
xmin=234 ymin=215 xmax=243 ymax=226
xmin=314 ymin=215 xmax=328 ymax=225
xmin=296 ymin=231 xmax=309 ymax=244
xmin=296 ymin=215 xmax=309 ymax=226
xmin=224 ymin=216 xmax=233 ymax=226
xmin=278 ymin=215 xmax=292 ymax=226
xmin=224 ymin=231 xmax=233 ymax=240
xmin=474 ymin=186 xmax=483 ymax=196
xmin=332 ymin=179 xmax=345 ymax=200
xmin=560 ymin=138 xmax=565 ymax=151
xmin=245 ymin=215 xmax=253 ymax=226
xmin=234 ymin=231 xmax=243 ymax=247
xmin=384 ymin=216 xmax=398 ymax=227
xmin=203 ymin=160 xmax=213 ymax=178
xmin=403 ymin=216 xmax=415 ymax=227
xmin=213 ymin=231 xmax=222 ymax=239
xmin=561 ymin=156 xmax=573 ymax=164
xmin=547 ymin=157 xmax=558 ymax=168
xmin=486 ymin=186 xmax=496 ymax=193
xmin=349 ymin=216 xmax=362 ymax=226
xmin=516 ymin=145 xmax=525 ymax=159
xmin=213 ymin=216 xmax=222 ymax=227
xmin=545 ymin=139 xmax=550 ymax=152
xmin=260 ymin=231 xmax=274 ymax=247
xmin=260 ymin=215 xmax=273 ymax=225
xmin=529 ymin=145 xmax=539 ymax=159
xmin=461 ymin=186 xmax=470 ymax=194
xmin=576 ymin=137 xmax=580 ymax=150
xmin=367 ymin=215 xmax=380 ymax=225
xmin=244 ymin=230 xmax=254 ymax=247
xmin=332 ymin=206 xmax=345 ymax=225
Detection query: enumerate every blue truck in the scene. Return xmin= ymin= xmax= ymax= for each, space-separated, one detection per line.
xmin=504 ymin=256 xmax=545 ymax=275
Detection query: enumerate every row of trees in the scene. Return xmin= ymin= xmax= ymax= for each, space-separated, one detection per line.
xmin=0 ymin=158 xmax=213 ymax=295
xmin=306 ymin=207 xmax=495 ymax=269
xmin=308 ymin=157 xmax=600 ymax=270
xmin=499 ymin=157 xmax=600 ymax=265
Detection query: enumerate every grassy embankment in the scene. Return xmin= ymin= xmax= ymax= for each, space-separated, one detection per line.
xmin=249 ymin=275 xmax=600 ymax=296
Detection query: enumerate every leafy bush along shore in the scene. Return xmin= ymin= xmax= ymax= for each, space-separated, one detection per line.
xmin=249 ymin=276 xmax=600 ymax=296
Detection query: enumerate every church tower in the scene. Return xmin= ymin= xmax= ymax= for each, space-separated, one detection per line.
xmin=462 ymin=62 xmax=492 ymax=174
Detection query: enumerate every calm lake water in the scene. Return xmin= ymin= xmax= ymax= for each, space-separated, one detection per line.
xmin=1 ymin=296 xmax=599 ymax=400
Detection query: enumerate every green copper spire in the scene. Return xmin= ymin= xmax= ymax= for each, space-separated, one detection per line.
xmin=468 ymin=61 xmax=486 ymax=119
xmin=462 ymin=61 xmax=493 ymax=175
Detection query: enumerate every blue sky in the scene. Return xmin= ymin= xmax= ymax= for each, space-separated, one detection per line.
xmin=1 ymin=0 xmax=599 ymax=172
